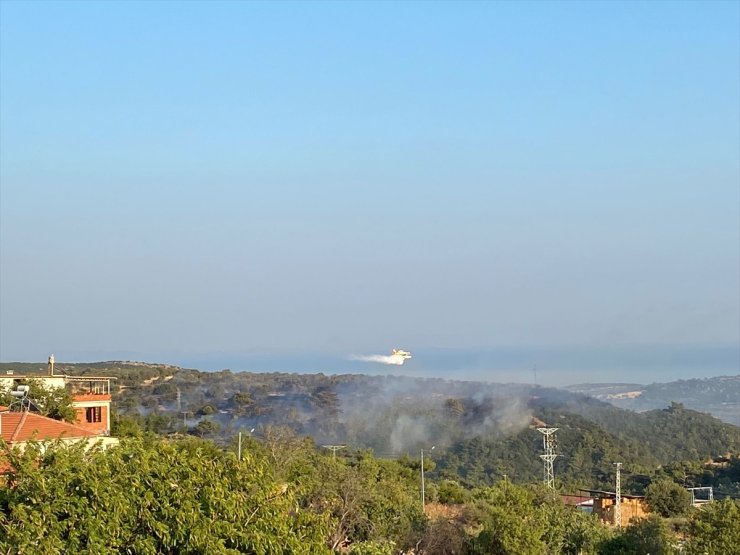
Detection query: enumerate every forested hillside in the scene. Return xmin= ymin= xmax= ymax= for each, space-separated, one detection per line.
xmin=2 ymin=361 xmax=739 ymax=553
xmin=565 ymin=376 xmax=740 ymax=425
xmin=2 ymin=361 xmax=736 ymax=494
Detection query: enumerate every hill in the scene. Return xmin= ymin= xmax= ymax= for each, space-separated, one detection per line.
xmin=2 ymin=361 xmax=738 ymax=494
xmin=0 ymin=360 xmax=183 ymax=386
xmin=565 ymin=375 xmax=740 ymax=425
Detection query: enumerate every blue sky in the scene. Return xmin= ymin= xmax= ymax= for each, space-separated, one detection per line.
xmin=1 ymin=1 xmax=738 ymax=378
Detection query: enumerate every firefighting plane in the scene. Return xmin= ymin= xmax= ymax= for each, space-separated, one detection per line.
xmin=391 ymin=349 xmax=412 ymax=360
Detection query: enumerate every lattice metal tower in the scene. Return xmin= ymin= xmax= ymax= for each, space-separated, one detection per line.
xmin=614 ymin=462 xmax=622 ymax=527
xmin=537 ymin=427 xmax=559 ymax=489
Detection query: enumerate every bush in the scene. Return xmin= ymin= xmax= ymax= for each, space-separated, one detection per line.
xmin=438 ymin=479 xmax=469 ymax=504
xmin=645 ymin=478 xmax=692 ymax=517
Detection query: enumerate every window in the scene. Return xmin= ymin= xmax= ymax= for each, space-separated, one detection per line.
xmin=86 ymin=406 xmax=102 ymax=423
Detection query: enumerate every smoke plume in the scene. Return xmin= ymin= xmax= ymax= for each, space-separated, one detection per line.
xmin=389 ymin=414 xmax=430 ymax=452
xmin=349 ymin=354 xmax=407 ymax=366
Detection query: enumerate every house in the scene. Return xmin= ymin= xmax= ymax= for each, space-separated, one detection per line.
xmin=0 ymin=355 xmax=115 ymax=435
xmin=0 ymin=410 xmax=119 ymax=478
xmin=0 ymin=411 xmax=118 ymax=449
xmin=581 ymin=489 xmax=649 ymax=527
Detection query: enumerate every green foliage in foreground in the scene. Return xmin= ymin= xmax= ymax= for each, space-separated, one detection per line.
xmin=684 ymin=498 xmax=740 ymax=555
xmin=466 ymin=484 xmax=611 ymax=555
xmin=0 ymin=437 xmax=330 ymax=554
xmin=599 ymin=515 xmax=677 ymax=555
xmin=1 ymin=435 xmax=738 ymax=554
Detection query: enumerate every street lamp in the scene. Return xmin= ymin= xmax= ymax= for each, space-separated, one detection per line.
xmin=421 ymin=445 xmax=435 ymax=510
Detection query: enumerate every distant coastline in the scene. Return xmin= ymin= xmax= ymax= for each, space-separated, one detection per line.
xmin=6 ymin=343 xmax=735 ymax=387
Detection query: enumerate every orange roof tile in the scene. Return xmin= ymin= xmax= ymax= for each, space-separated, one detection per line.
xmin=0 ymin=411 xmax=99 ymax=443
xmin=72 ymin=394 xmax=112 ymax=402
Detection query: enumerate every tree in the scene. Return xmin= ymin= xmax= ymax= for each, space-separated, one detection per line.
xmin=600 ymin=516 xmax=677 ymax=555
xmin=684 ymin=498 xmax=740 ymax=555
xmin=418 ymin=517 xmax=467 ymax=555
xmin=558 ymin=509 xmax=612 ymax=555
xmin=231 ymin=391 xmax=253 ymax=417
xmin=2 ymin=379 xmax=77 ymax=422
xmin=0 ymin=437 xmax=331 ymax=553
xmin=194 ymin=419 xmax=220 ymax=437
xmin=466 ymin=483 xmax=546 ymax=555
xmin=645 ymin=478 xmax=692 ymax=517
xmin=438 ymin=479 xmax=468 ymax=504
xmin=526 ymin=483 xmax=611 ymax=555
xmin=298 ymin=451 xmax=425 ymax=552
xmin=111 ymin=411 xmax=143 ymax=437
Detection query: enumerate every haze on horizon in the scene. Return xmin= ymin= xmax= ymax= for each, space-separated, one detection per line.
xmin=1 ymin=2 xmax=738 ymax=383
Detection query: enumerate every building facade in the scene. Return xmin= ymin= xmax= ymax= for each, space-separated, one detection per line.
xmin=0 ymin=355 xmax=115 ymax=435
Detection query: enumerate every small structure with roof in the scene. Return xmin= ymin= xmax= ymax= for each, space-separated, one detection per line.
xmin=0 ymin=355 xmax=115 ymax=435
xmin=580 ymin=489 xmax=649 ymax=527
xmin=0 ymin=411 xmax=117 ymax=449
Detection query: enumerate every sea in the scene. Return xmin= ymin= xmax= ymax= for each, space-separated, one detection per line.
xmin=167 ymin=344 xmax=740 ymax=387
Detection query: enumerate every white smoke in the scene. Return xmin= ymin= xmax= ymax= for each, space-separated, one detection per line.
xmin=389 ymin=414 xmax=430 ymax=452
xmin=349 ymin=354 xmax=406 ymax=366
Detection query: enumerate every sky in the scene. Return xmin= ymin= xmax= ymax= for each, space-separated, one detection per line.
xmin=1 ymin=1 xmax=738 ymax=383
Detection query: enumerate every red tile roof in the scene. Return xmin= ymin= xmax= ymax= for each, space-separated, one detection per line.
xmin=72 ymin=394 xmax=112 ymax=402
xmin=0 ymin=411 xmax=99 ymax=443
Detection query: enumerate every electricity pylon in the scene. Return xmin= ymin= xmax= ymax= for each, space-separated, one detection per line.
xmin=537 ymin=427 xmax=558 ymax=489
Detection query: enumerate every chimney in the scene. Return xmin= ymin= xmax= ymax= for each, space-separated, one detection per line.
xmin=48 ymin=354 xmax=55 ymax=376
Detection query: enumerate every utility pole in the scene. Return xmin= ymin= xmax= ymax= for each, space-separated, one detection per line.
xmin=614 ymin=462 xmax=622 ymax=527
xmin=537 ymin=427 xmax=558 ymax=489
xmin=238 ymin=428 xmax=255 ymax=461
xmin=322 ymin=445 xmax=346 ymax=460
xmin=176 ymin=388 xmax=181 ymax=411
xmin=421 ymin=449 xmax=426 ymax=508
